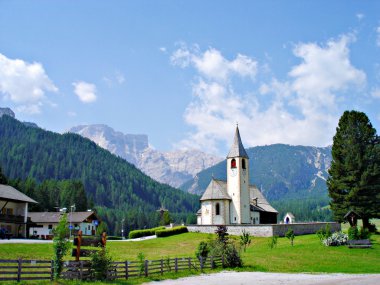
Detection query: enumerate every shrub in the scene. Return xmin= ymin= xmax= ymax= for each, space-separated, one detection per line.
xmin=348 ymin=226 xmax=359 ymax=240
xmin=215 ymin=225 xmax=229 ymax=244
xmin=128 ymin=226 xmax=165 ymax=239
xmin=90 ymin=248 xmax=113 ymax=281
xmin=107 ymin=236 xmax=122 ymax=240
xmin=268 ymin=235 xmax=278 ymax=249
xmin=359 ymin=227 xmax=371 ymax=239
xmin=368 ymin=223 xmax=377 ymax=233
xmin=316 ymin=224 xmax=332 ymax=242
xmin=285 ymin=228 xmax=295 ymax=246
xmin=195 ymin=241 xmax=209 ymax=260
xmin=155 ymin=226 xmax=188 ymax=237
xmin=52 ymin=213 xmax=71 ymax=279
xmin=240 ymin=230 xmax=252 ymax=252
xmin=137 ymin=252 xmax=145 ymax=277
xmin=322 ymin=232 xmax=348 ymax=246
xmin=223 ymin=243 xmax=243 ymax=268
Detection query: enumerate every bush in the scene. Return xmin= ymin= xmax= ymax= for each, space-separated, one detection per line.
xmin=90 ymin=248 xmax=113 ymax=281
xmin=285 ymin=228 xmax=295 ymax=246
xmin=107 ymin=236 xmax=122 ymax=240
xmin=348 ymin=226 xmax=359 ymax=240
xmin=322 ymin=232 xmax=348 ymax=246
xmin=52 ymin=213 xmax=71 ymax=279
xmin=268 ymin=235 xmax=278 ymax=249
xmin=240 ymin=230 xmax=252 ymax=252
xmin=195 ymin=241 xmax=209 ymax=260
xmin=359 ymin=227 xmax=371 ymax=239
xmin=368 ymin=223 xmax=377 ymax=233
xmin=155 ymin=226 xmax=188 ymax=237
xmin=316 ymin=224 xmax=332 ymax=242
xmin=128 ymin=226 xmax=165 ymax=239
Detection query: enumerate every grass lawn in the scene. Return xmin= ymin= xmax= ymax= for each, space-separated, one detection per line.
xmin=0 ymin=232 xmax=379 ymax=284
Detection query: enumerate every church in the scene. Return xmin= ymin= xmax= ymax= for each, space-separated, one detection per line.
xmin=197 ymin=126 xmax=278 ymax=225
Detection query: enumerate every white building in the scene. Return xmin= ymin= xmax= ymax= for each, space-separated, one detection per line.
xmin=197 ymin=126 xmax=278 ymax=225
xmin=284 ymin=212 xmax=295 ymax=224
xmin=0 ymin=184 xmax=37 ymax=238
xmin=28 ymin=211 xmax=99 ymax=238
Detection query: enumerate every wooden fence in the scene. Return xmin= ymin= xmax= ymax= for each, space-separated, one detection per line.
xmin=0 ymin=256 xmax=223 ymax=282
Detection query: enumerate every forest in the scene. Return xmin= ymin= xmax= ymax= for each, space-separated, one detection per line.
xmin=0 ymin=115 xmax=199 ymax=235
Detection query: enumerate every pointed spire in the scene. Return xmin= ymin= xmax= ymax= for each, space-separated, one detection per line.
xmin=227 ymin=125 xmax=249 ymax=158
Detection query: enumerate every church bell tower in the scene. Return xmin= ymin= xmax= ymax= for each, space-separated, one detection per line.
xmin=226 ymin=126 xmax=250 ymax=224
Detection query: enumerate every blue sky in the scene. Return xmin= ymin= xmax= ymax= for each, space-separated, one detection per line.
xmin=1 ymin=0 xmax=380 ymax=155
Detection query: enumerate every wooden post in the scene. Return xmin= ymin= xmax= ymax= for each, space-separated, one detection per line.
xmin=125 ymin=261 xmax=128 ymax=280
xmin=188 ymin=257 xmax=191 ymax=270
xmin=17 ymin=258 xmax=22 ymax=282
xmin=200 ymin=256 xmax=203 ymax=270
xmin=101 ymin=232 xmax=107 ymax=247
xmin=160 ymin=259 xmax=164 ymax=275
xmin=80 ymin=260 xmax=83 ymax=280
xmin=210 ymin=256 xmax=214 ymax=269
xmin=174 ymin=258 xmax=178 ymax=273
xmin=76 ymin=230 xmax=82 ymax=261
xmin=144 ymin=260 xmax=148 ymax=277
xmin=50 ymin=260 xmax=54 ymax=281
xmin=222 ymin=254 xmax=225 ymax=267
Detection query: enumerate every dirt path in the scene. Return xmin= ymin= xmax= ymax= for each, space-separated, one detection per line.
xmin=143 ymin=271 xmax=380 ymax=285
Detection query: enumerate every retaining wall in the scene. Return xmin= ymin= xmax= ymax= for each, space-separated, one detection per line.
xmin=187 ymin=222 xmax=341 ymax=237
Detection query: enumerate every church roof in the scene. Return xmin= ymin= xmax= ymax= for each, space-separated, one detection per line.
xmin=200 ymin=179 xmax=231 ymax=201
xmin=249 ymin=185 xmax=278 ymax=213
xmin=227 ymin=126 xmax=249 ymax=159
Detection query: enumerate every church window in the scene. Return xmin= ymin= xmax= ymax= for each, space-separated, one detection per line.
xmin=215 ymin=203 xmax=220 ymax=215
xmin=242 ymin=159 xmax=246 ymax=169
xmin=231 ymin=159 xmax=237 ymax=168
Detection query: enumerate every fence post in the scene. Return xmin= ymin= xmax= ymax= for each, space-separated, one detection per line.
xmin=80 ymin=260 xmax=83 ymax=280
xmin=188 ymin=257 xmax=191 ymax=270
xmin=17 ymin=258 xmax=22 ymax=282
xmin=160 ymin=259 xmax=164 ymax=275
xmin=221 ymin=254 xmax=225 ymax=267
xmin=144 ymin=260 xmax=148 ymax=277
xmin=200 ymin=256 xmax=203 ymax=271
xmin=174 ymin=258 xmax=178 ymax=273
xmin=210 ymin=256 xmax=214 ymax=269
xmin=125 ymin=261 xmax=128 ymax=280
xmin=50 ymin=260 xmax=54 ymax=281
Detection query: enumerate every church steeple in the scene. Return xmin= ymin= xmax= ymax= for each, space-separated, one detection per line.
xmin=227 ymin=125 xmax=249 ymax=159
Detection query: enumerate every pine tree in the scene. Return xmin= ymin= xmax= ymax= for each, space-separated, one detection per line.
xmin=0 ymin=166 xmax=7 ymax=184
xmin=327 ymin=111 xmax=380 ymax=228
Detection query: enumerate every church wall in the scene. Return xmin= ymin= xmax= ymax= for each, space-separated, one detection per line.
xmin=188 ymin=222 xmax=341 ymax=237
xmin=200 ymin=201 xmax=212 ymax=225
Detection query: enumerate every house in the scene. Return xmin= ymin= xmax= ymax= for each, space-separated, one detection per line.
xmin=197 ymin=126 xmax=278 ymax=225
xmin=0 ymin=184 xmax=37 ymax=238
xmin=283 ymin=212 xmax=295 ymax=224
xmin=28 ymin=211 xmax=100 ymax=239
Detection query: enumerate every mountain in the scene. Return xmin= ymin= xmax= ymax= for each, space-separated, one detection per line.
xmin=181 ymin=144 xmax=332 ymax=200
xmin=0 ymin=115 xmax=199 ymax=234
xmin=69 ymin=124 xmax=222 ymax=187
xmin=0 ymin=107 xmax=15 ymax=118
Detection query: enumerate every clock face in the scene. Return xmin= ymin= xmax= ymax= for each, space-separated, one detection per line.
xmin=231 ymin=168 xmax=237 ymax=177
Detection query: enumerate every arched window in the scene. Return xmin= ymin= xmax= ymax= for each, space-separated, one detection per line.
xmin=215 ymin=203 xmax=220 ymax=215
xmin=231 ymin=159 xmax=237 ymax=169
xmin=242 ymin=159 xmax=246 ymax=169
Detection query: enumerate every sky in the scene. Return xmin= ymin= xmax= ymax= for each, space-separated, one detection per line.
xmin=0 ymin=0 xmax=380 ymax=155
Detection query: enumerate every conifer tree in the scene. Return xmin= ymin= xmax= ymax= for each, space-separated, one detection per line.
xmin=0 ymin=166 xmax=7 ymax=184
xmin=327 ymin=111 xmax=380 ymax=228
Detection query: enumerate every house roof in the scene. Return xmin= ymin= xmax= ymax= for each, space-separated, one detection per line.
xmin=284 ymin=212 xmax=295 ymax=218
xmin=28 ymin=211 xmax=98 ymax=223
xmin=227 ymin=126 xmax=249 ymax=159
xmin=200 ymin=179 xmax=232 ymax=201
xmin=0 ymin=184 xmax=37 ymax=203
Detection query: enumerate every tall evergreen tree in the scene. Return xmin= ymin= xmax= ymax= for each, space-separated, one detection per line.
xmin=327 ymin=111 xmax=380 ymax=228
xmin=0 ymin=166 xmax=7 ymax=184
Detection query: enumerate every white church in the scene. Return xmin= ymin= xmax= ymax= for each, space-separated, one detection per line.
xmin=197 ymin=126 xmax=278 ymax=225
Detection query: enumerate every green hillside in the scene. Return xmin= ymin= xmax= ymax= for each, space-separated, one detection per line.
xmin=0 ymin=115 xmax=199 ymax=234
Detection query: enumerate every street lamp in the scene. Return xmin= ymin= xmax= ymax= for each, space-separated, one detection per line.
xmin=121 ymin=218 xmax=125 ymax=240
xmin=69 ymin=204 xmax=75 ymax=239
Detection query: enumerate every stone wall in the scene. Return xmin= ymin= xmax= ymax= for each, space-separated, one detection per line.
xmin=187 ymin=222 xmax=341 ymax=237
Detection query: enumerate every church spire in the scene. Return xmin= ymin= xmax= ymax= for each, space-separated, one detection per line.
xmin=227 ymin=125 xmax=249 ymax=158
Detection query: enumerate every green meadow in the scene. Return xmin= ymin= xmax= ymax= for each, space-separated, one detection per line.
xmin=1 ymin=232 xmax=379 ymax=275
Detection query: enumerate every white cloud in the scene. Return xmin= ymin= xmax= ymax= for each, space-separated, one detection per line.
xmin=73 ymin=81 xmax=97 ymax=103
xmin=159 ymin=47 xmax=167 ymax=53
xmin=0 ymin=53 xmax=58 ymax=114
xmin=171 ymin=45 xmax=257 ymax=82
xmin=173 ymin=36 xmax=366 ymax=154
xmin=356 ymin=13 xmax=364 ymax=21
xmin=371 ymin=88 xmax=380 ymax=99
xmin=377 ymin=26 xmax=380 ymax=47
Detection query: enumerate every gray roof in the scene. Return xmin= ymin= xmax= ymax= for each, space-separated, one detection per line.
xmin=227 ymin=126 xmax=249 ymax=158
xmin=0 ymin=184 xmax=37 ymax=203
xmin=249 ymin=185 xmax=278 ymax=213
xmin=28 ymin=211 xmax=98 ymax=223
xmin=200 ymin=179 xmax=232 ymax=201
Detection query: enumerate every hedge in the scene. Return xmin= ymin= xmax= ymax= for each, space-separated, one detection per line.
xmin=128 ymin=226 xmax=166 ymax=239
xmin=155 ymin=226 xmax=188 ymax=238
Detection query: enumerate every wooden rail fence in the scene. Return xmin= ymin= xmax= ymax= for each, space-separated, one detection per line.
xmin=0 ymin=256 xmax=223 ymax=282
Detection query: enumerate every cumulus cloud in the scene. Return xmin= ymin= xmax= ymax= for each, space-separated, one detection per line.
xmin=0 ymin=53 xmax=58 ymax=114
xmin=171 ymin=45 xmax=257 ymax=82
xmin=173 ymin=36 xmax=366 ymax=154
xmin=73 ymin=81 xmax=97 ymax=103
